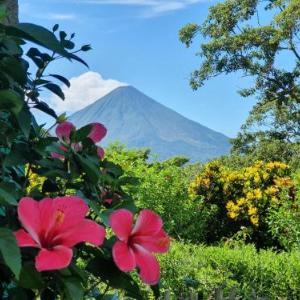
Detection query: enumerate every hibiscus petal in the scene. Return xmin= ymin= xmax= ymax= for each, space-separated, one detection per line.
xmin=132 ymin=229 xmax=170 ymax=253
xmin=97 ymin=147 xmax=105 ymax=159
xmin=88 ymin=123 xmax=107 ymax=143
xmin=132 ymin=210 xmax=163 ymax=236
xmin=109 ymin=209 xmax=133 ymax=242
xmin=56 ymin=122 xmax=75 ymax=142
xmin=18 ymin=197 xmax=41 ymax=244
xmin=134 ymin=244 xmax=160 ymax=285
xmin=14 ymin=229 xmax=39 ymax=248
xmin=38 ymin=198 xmax=55 ymax=233
xmin=53 ymin=196 xmax=89 ymax=230
xmin=35 ymin=246 xmax=73 ymax=272
xmin=58 ymin=220 xmax=106 ymax=247
xmin=112 ymin=241 xmax=136 ymax=272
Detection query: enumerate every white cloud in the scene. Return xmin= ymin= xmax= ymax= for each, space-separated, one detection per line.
xmin=47 ymin=13 xmax=77 ymax=20
xmin=75 ymin=0 xmax=208 ymax=16
xmin=50 ymin=71 xmax=128 ymax=113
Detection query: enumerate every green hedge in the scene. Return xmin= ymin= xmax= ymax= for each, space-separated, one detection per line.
xmin=158 ymin=242 xmax=300 ymax=299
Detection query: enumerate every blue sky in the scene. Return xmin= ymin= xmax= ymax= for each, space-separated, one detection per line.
xmin=20 ymin=0 xmax=256 ymax=137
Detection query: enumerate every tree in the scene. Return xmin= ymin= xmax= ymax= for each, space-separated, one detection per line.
xmin=2 ymin=0 xmax=18 ymax=25
xmin=179 ymin=0 xmax=300 ymax=153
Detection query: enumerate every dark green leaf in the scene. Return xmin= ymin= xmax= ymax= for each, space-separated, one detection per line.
xmin=34 ymin=101 xmax=58 ymax=119
xmin=0 ymin=90 xmax=23 ymax=115
xmin=0 ymin=56 xmax=27 ymax=85
xmin=52 ymin=24 xmax=59 ymax=32
xmin=5 ymin=23 xmax=69 ymax=57
xmin=62 ymin=276 xmax=84 ymax=300
xmin=63 ymin=40 xmax=75 ymax=50
xmin=19 ymin=263 xmax=43 ymax=289
xmin=72 ymin=124 xmax=92 ymax=142
xmin=75 ymin=154 xmax=100 ymax=184
xmin=68 ymin=53 xmax=89 ymax=68
xmin=16 ymin=105 xmax=32 ymax=139
xmin=0 ymin=182 xmax=19 ymax=205
xmin=44 ymin=83 xmax=65 ymax=100
xmin=81 ymin=44 xmax=92 ymax=52
xmin=49 ymin=74 xmax=70 ymax=87
xmin=87 ymin=257 xmax=143 ymax=300
xmin=0 ymin=228 xmax=21 ymax=278
xmin=59 ymin=31 xmax=67 ymax=41
xmin=4 ymin=142 xmax=30 ymax=167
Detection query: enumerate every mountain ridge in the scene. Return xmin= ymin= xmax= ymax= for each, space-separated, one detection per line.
xmin=69 ymin=85 xmax=231 ymax=162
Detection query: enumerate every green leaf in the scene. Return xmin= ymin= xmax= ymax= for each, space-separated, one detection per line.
xmin=6 ymin=23 xmax=69 ymax=57
xmin=19 ymin=263 xmax=43 ymax=289
xmin=62 ymin=276 xmax=84 ymax=300
xmin=0 ymin=182 xmax=19 ymax=205
xmin=72 ymin=124 xmax=92 ymax=142
xmin=34 ymin=101 xmax=58 ymax=119
xmin=0 ymin=90 xmax=23 ymax=115
xmin=0 ymin=228 xmax=21 ymax=278
xmin=49 ymin=74 xmax=71 ymax=87
xmin=52 ymin=24 xmax=59 ymax=32
xmin=87 ymin=257 xmax=143 ymax=299
xmin=0 ymin=56 xmax=27 ymax=85
xmin=16 ymin=105 xmax=32 ymax=139
xmin=0 ymin=4 xmax=6 ymax=21
xmin=75 ymin=154 xmax=100 ymax=184
xmin=44 ymin=83 xmax=65 ymax=100
xmin=4 ymin=142 xmax=30 ymax=167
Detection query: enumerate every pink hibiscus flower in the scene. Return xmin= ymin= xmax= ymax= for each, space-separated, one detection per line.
xmin=14 ymin=196 xmax=106 ymax=272
xmin=109 ymin=209 xmax=170 ymax=285
xmin=52 ymin=121 xmax=107 ymax=160
xmin=56 ymin=121 xmax=75 ymax=143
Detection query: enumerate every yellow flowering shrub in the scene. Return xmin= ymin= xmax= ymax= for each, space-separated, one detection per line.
xmin=26 ymin=167 xmax=46 ymax=194
xmin=189 ymin=160 xmax=296 ymax=247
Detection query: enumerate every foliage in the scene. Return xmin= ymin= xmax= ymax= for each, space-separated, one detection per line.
xmin=159 ymin=241 xmax=300 ymax=299
xmin=0 ymin=15 xmax=169 ymax=299
xmin=267 ymin=169 xmax=300 ymax=250
xmin=189 ymin=160 xmax=296 ymax=248
xmin=105 ymin=143 xmax=204 ymax=242
xmin=220 ymin=139 xmax=300 ymax=171
xmin=180 ymin=0 xmax=300 ymax=153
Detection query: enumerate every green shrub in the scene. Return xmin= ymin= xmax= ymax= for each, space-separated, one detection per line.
xmin=105 ymin=143 xmax=204 ymax=241
xmin=159 ymin=241 xmax=300 ymax=299
xmin=267 ymin=170 xmax=300 ymax=251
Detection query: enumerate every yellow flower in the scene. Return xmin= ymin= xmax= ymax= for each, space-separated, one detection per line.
xmin=248 ymin=206 xmax=257 ymax=216
xmin=274 ymin=177 xmax=292 ymax=187
xmin=250 ymin=215 xmax=259 ymax=226
xmin=228 ymin=211 xmax=238 ymax=220
xmin=237 ymin=198 xmax=246 ymax=206
xmin=254 ymin=174 xmax=261 ymax=184
xmin=226 ymin=201 xmax=235 ymax=210
xmin=253 ymin=189 xmax=262 ymax=199
xmin=246 ymin=191 xmax=254 ymax=200
xmin=265 ymin=186 xmax=278 ymax=195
